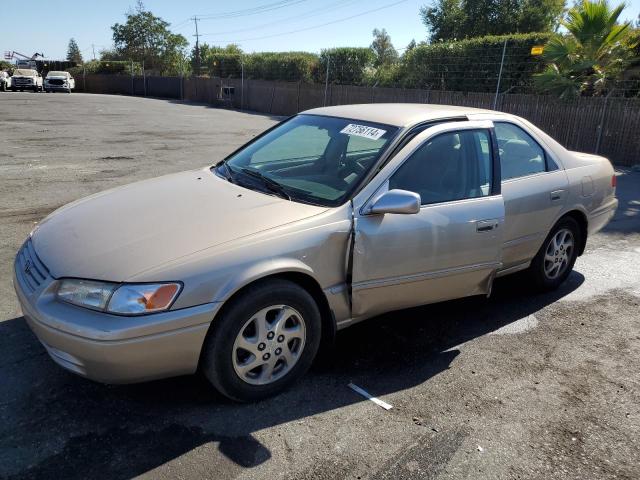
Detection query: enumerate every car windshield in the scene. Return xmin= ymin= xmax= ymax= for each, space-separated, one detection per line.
xmin=216 ymin=114 xmax=398 ymax=207
xmin=14 ymin=69 xmax=37 ymax=76
xmin=47 ymin=71 xmax=67 ymax=77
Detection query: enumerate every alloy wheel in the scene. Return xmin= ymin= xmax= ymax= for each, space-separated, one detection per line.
xmin=232 ymin=304 xmax=306 ymax=386
xmin=543 ymin=228 xmax=574 ymax=280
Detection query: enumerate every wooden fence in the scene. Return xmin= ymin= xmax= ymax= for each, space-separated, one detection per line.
xmin=76 ymin=74 xmax=640 ymax=166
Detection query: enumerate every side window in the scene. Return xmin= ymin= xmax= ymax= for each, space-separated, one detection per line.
xmin=494 ymin=122 xmax=547 ymax=180
xmin=389 ymin=130 xmax=493 ymax=205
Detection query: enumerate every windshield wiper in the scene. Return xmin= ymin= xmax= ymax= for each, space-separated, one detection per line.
xmin=217 ymin=160 xmax=236 ymax=184
xmin=239 ymin=168 xmax=291 ymax=201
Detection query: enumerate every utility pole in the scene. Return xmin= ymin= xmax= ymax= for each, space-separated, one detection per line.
xmin=323 ymin=54 xmax=330 ymax=107
xmin=92 ymin=44 xmax=96 ymax=61
xmin=192 ymin=16 xmax=202 ymax=76
xmin=493 ymin=39 xmax=508 ymax=110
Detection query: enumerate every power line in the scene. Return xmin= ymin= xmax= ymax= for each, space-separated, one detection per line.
xmin=204 ymin=0 xmax=408 ymax=44
xmin=196 ymin=0 xmax=309 ymax=20
xmin=172 ymin=18 xmax=193 ymax=29
xmin=200 ymin=0 xmax=363 ymax=37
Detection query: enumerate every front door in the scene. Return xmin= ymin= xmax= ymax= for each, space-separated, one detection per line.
xmin=351 ymin=121 xmax=505 ymax=319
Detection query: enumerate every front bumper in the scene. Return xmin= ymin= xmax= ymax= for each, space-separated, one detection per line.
xmin=45 ymin=84 xmax=71 ymax=90
xmin=13 ymin=80 xmax=35 ymax=88
xmin=13 ymin=244 xmax=220 ymax=384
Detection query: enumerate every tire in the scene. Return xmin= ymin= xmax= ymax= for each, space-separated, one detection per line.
xmin=1 ymin=82 xmax=5 ymax=92
xmin=200 ymin=279 xmax=322 ymax=402
xmin=528 ymin=216 xmax=581 ymax=291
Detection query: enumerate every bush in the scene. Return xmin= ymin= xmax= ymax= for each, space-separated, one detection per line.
xmin=208 ymin=53 xmax=243 ymax=78
xmin=69 ymin=60 xmax=140 ymax=76
xmin=396 ymin=32 xmax=553 ymax=92
xmin=244 ymin=52 xmax=318 ymax=82
xmin=318 ymin=48 xmax=375 ymax=85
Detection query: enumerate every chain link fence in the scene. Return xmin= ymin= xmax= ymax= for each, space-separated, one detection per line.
xmin=74 ymin=41 xmax=640 ymax=167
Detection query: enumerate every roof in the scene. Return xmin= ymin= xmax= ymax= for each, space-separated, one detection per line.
xmin=303 ymin=103 xmax=496 ymax=128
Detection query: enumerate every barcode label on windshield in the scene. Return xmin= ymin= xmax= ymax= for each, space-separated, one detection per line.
xmin=340 ymin=124 xmax=386 ymax=140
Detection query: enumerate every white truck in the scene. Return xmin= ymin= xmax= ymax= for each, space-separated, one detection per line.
xmin=44 ymin=71 xmax=75 ymax=93
xmin=0 ymin=71 xmax=12 ymax=91
xmin=11 ymin=69 xmax=43 ymax=92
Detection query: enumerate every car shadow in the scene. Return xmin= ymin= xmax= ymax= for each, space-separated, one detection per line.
xmin=602 ymin=168 xmax=640 ymax=235
xmin=0 ymin=271 xmax=584 ymax=479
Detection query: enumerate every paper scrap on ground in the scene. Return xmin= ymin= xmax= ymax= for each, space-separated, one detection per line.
xmin=348 ymin=383 xmax=393 ymax=410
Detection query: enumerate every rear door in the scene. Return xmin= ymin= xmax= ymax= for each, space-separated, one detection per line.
xmin=492 ymin=121 xmax=569 ymax=270
xmin=350 ymin=121 xmax=505 ymax=319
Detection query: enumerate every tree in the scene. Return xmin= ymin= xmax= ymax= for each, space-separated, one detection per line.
xmin=535 ymin=0 xmax=636 ymax=97
xmin=420 ymin=0 xmax=565 ymax=41
xmin=111 ymin=1 xmax=188 ymax=74
xmin=370 ymin=28 xmax=399 ymax=66
xmin=66 ymin=38 xmax=83 ymax=64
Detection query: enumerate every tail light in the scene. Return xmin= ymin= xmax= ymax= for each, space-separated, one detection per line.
xmin=611 ymin=175 xmax=617 ymax=188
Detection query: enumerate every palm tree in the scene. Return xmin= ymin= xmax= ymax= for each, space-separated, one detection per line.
xmin=535 ymin=0 xmax=636 ymax=98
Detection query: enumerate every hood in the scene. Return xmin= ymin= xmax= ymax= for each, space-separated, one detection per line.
xmin=32 ymin=169 xmax=327 ymax=281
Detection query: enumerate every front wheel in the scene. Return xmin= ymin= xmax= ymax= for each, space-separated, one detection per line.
xmin=200 ymin=279 xmax=321 ymax=402
xmin=528 ymin=217 xmax=581 ymax=291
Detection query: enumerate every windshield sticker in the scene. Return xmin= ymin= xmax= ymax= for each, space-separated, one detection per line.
xmin=340 ymin=124 xmax=387 ymax=140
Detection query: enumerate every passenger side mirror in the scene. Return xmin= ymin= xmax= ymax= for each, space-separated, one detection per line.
xmin=368 ymin=189 xmax=421 ymax=215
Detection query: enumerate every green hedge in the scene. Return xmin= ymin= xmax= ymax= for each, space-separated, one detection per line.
xmin=318 ymin=48 xmax=375 ymax=85
xmin=396 ymin=33 xmax=553 ymax=92
xmin=208 ymin=52 xmax=318 ymax=82
xmin=244 ymin=52 xmax=318 ymax=82
xmin=68 ymin=60 xmax=141 ymax=76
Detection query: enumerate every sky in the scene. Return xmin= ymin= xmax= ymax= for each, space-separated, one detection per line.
xmin=3 ymin=0 xmax=640 ymax=61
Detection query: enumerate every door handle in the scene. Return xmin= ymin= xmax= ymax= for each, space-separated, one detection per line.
xmin=476 ymin=219 xmax=499 ymax=232
xmin=550 ymin=190 xmax=564 ymax=201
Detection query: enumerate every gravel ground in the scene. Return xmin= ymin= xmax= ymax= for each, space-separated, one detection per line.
xmin=1 ymin=92 xmax=638 ymax=480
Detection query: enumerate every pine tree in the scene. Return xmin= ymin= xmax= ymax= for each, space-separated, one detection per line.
xmin=66 ymin=39 xmax=83 ymax=64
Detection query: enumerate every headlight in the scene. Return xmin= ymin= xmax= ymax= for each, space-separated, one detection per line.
xmin=56 ymin=279 xmax=181 ymax=315
xmin=57 ymin=279 xmax=117 ymax=311
xmin=107 ymin=283 xmax=181 ymax=314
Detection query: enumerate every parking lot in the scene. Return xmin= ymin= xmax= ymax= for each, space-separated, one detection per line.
xmin=1 ymin=92 xmax=639 ymax=480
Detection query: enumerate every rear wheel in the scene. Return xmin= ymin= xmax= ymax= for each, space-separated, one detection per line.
xmin=528 ymin=217 xmax=581 ymax=291
xmin=200 ymin=279 xmax=321 ymax=402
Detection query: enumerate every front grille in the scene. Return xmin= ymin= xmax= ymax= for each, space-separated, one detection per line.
xmin=14 ymin=78 xmax=33 ymax=86
xmin=16 ymin=239 xmax=50 ymax=292
xmin=49 ymin=79 xmax=64 ymax=86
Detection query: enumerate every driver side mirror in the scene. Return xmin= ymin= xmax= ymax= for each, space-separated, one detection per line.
xmin=368 ymin=189 xmax=421 ymax=215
